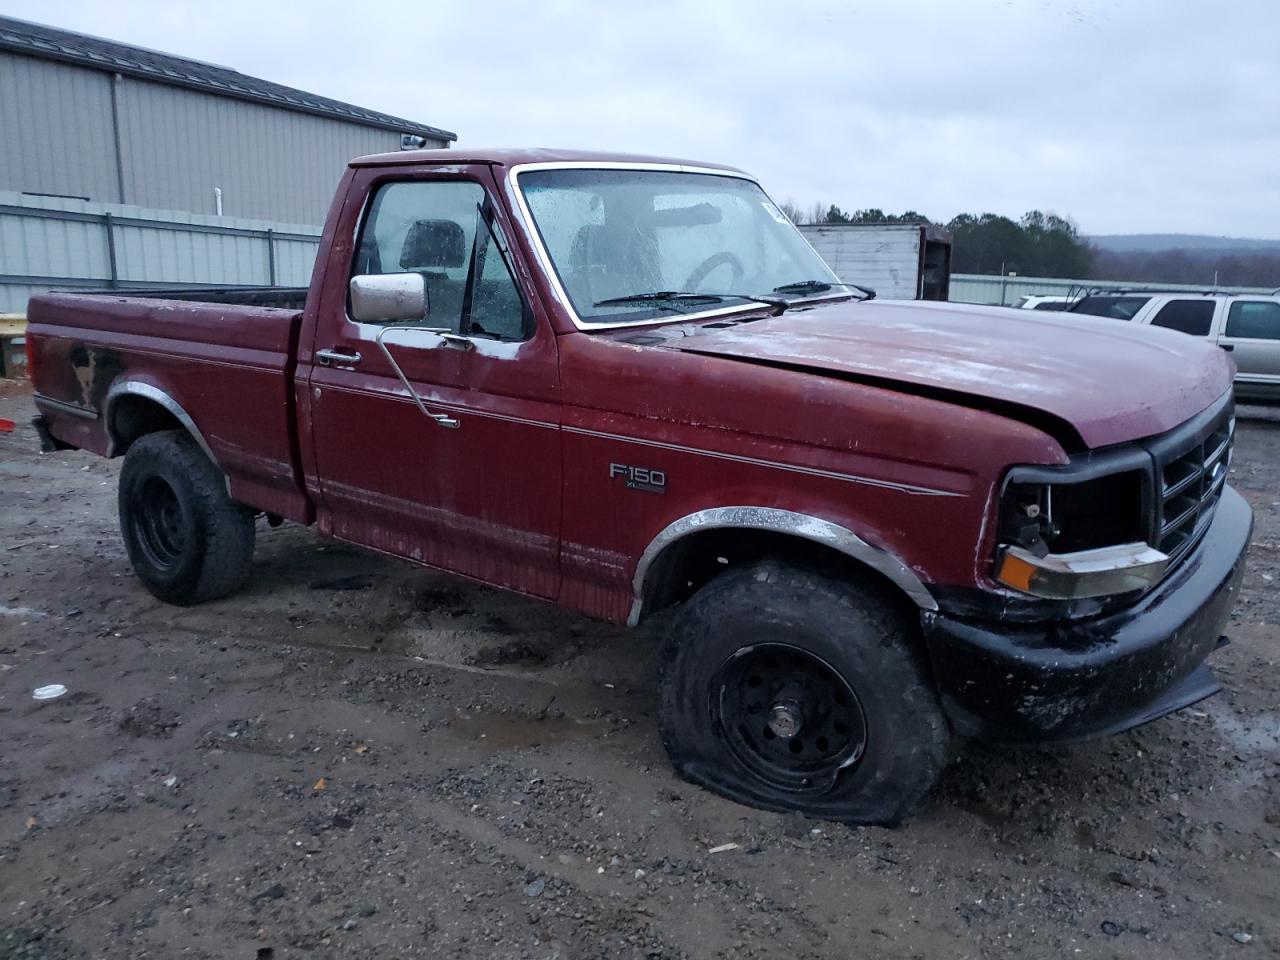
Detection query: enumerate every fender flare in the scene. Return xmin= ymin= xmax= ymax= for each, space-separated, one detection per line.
xmin=628 ymin=506 xmax=937 ymax=625
xmin=104 ymin=381 xmax=229 ymax=493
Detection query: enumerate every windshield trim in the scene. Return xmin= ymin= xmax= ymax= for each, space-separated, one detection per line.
xmin=506 ymin=161 xmax=846 ymax=332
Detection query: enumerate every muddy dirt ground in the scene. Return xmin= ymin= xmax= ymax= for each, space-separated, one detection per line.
xmin=1 ymin=380 xmax=1277 ymax=959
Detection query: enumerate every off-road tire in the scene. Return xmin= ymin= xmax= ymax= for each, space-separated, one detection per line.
xmin=658 ymin=559 xmax=950 ymax=825
xmin=118 ymin=430 xmax=255 ymax=606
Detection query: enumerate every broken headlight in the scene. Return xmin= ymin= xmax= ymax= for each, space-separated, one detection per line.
xmin=999 ymin=469 xmax=1147 ymax=556
xmin=994 ymin=460 xmax=1166 ymax=599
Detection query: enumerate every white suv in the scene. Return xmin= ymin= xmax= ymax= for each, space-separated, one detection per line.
xmin=1012 ymin=295 xmax=1076 ymax=311
xmin=1071 ymin=290 xmax=1280 ymax=404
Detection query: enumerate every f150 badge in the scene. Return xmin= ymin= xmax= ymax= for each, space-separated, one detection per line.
xmin=609 ymin=463 xmax=666 ymax=494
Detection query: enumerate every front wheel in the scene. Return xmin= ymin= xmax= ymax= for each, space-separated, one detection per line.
xmin=658 ymin=560 xmax=949 ymax=825
xmin=118 ymin=430 xmax=255 ymax=606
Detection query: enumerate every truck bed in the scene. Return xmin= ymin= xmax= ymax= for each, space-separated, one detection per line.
xmin=89 ymin=286 xmax=311 ymax=310
xmin=27 ymin=291 xmax=311 ymax=523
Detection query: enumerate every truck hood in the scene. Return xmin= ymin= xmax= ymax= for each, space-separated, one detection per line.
xmin=661 ymin=299 xmax=1233 ymax=449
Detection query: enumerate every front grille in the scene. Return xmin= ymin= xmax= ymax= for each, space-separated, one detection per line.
xmin=1155 ymin=409 xmax=1234 ymax=566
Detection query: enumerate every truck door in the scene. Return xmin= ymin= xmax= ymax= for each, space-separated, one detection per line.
xmin=305 ymin=166 xmax=562 ymax=598
xmin=1217 ymin=298 xmax=1280 ymax=403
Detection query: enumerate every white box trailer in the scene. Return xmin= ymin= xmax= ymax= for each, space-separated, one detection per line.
xmin=798 ymin=223 xmax=953 ymax=300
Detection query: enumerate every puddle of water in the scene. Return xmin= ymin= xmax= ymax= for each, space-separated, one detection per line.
xmin=1206 ymin=703 xmax=1280 ymax=754
xmin=0 ymin=605 xmax=47 ymax=618
xmin=446 ymin=710 xmax=610 ymax=749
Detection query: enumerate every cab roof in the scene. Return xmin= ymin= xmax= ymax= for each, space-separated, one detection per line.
xmin=348 ymin=146 xmax=751 ymax=177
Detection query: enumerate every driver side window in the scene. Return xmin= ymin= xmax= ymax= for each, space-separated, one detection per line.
xmin=353 ymin=180 xmax=529 ymax=341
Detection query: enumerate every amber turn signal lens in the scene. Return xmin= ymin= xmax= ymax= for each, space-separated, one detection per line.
xmin=995 ymin=550 xmax=1038 ymax=593
xmin=995 ymin=543 xmax=1169 ymax=599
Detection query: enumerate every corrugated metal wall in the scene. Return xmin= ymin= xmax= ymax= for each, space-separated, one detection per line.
xmin=0 ymin=191 xmax=322 ymax=312
xmin=798 ymin=225 xmax=923 ymax=299
xmin=950 ymin=273 xmax=1277 ymax=306
xmin=114 ymin=78 xmax=443 ymax=223
xmin=0 ymin=50 xmax=449 ymax=224
xmin=0 ymin=52 xmax=123 ymax=203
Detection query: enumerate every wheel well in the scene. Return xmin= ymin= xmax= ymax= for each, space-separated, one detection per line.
xmin=637 ymin=528 xmax=919 ymax=625
xmin=108 ymin=395 xmax=183 ymax=455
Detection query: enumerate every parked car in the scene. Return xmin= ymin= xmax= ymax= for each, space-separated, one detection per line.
xmin=1071 ymin=289 xmax=1280 ymax=403
xmin=25 ymin=149 xmax=1251 ymax=825
xmin=1012 ymin=295 xmax=1075 ymax=311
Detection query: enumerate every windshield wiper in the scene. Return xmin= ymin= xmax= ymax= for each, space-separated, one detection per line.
xmin=772 ymin=279 xmax=877 ymax=301
xmin=594 ymin=290 xmax=788 ymax=310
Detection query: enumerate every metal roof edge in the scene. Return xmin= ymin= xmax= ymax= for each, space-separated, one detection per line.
xmin=0 ymin=18 xmax=457 ymax=141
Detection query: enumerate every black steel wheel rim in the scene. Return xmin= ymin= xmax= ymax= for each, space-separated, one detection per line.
xmin=133 ymin=475 xmax=187 ymax=570
xmin=713 ymin=642 xmax=868 ymax=794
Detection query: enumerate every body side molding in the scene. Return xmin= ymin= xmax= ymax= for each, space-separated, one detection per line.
xmin=31 ymin=394 xmax=99 ymax=420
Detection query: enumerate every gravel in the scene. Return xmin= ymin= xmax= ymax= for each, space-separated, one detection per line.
xmin=1 ymin=383 xmax=1277 ymax=959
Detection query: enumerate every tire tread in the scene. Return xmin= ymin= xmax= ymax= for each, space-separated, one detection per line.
xmin=657 ymin=559 xmax=950 ymax=825
xmin=119 ymin=431 xmax=254 ymax=605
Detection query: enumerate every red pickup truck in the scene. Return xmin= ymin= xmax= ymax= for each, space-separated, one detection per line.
xmin=27 ymin=149 xmax=1251 ymax=824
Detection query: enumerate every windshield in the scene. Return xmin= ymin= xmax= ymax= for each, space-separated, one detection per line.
xmin=517 ymin=168 xmax=846 ymax=325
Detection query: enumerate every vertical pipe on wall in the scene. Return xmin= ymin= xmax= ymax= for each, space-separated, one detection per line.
xmin=109 ymin=73 xmax=127 ymax=204
xmin=103 ymin=213 xmax=119 ymax=289
xmin=266 ymin=228 xmax=276 ymax=285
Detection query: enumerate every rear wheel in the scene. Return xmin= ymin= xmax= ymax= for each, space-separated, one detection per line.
xmin=118 ymin=430 xmax=255 ymax=605
xmin=658 ymin=559 xmax=949 ymax=825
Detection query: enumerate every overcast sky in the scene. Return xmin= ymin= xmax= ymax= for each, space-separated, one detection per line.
xmin=5 ymin=0 xmax=1277 ymax=237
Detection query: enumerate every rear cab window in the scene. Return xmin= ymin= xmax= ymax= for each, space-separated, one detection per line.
xmin=1149 ymin=299 xmax=1215 ymax=337
xmin=1071 ymin=295 xmax=1151 ymax=320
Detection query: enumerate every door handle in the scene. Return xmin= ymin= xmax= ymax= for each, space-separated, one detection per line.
xmin=438 ymin=333 xmax=474 ymax=352
xmin=1219 ymin=343 xmax=1235 ymax=352
xmin=315 ymin=348 xmax=363 ymax=366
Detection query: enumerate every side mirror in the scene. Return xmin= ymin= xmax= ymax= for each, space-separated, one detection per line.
xmin=349 ymin=273 xmax=427 ymax=323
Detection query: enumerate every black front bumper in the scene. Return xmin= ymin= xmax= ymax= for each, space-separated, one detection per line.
xmin=922 ymin=485 xmax=1253 ymax=743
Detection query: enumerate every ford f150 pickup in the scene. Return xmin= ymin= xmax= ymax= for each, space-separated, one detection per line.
xmin=27 ymin=149 xmax=1251 ymax=824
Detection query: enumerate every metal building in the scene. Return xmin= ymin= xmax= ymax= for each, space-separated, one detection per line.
xmin=0 ymin=15 xmax=456 ymax=224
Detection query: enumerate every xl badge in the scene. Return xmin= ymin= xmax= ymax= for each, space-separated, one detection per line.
xmin=609 ymin=463 xmax=666 ymax=495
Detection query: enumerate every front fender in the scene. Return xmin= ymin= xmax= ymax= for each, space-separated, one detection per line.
xmin=628 ymin=505 xmax=938 ymax=625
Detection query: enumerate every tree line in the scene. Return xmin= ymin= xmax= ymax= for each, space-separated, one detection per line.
xmin=1091 ymin=249 xmax=1280 ymax=288
xmin=780 ymin=201 xmax=1280 ymax=287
